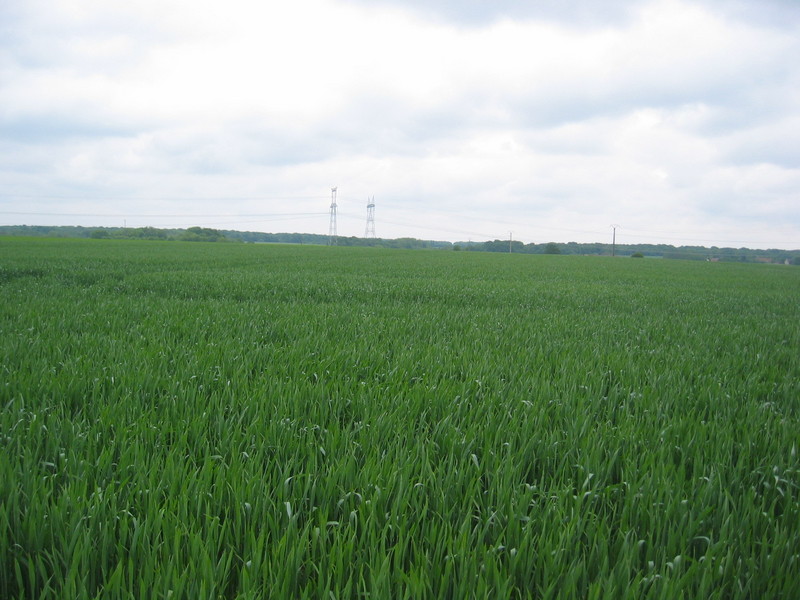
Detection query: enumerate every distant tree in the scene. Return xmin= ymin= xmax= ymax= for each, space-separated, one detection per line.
xmin=631 ymin=252 xmax=644 ymax=258
xmin=483 ymin=240 xmax=508 ymax=253
xmin=131 ymin=227 xmax=168 ymax=240
xmin=544 ymin=242 xmax=561 ymax=255
xmin=179 ymin=227 xmax=226 ymax=242
xmin=90 ymin=229 xmax=109 ymax=239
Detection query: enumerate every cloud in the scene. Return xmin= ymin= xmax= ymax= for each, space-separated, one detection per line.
xmin=340 ymin=0 xmax=800 ymax=30
xmin=338 ymin=0 xmax=639 ymax=27
xmin=0 ymin=0 xmax=798 ymax=248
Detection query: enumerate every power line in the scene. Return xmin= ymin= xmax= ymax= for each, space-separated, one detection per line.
xmin=149 ymin=214 xmax=329 ymax=229
xmin=2 ymin=203 xmax=795 ymax=249
xmin=328 ymin=187 xmax=338 ymax=245
xmin=618 ymin=231 xmax=798 ymax=247
xmin=337 ymin=211 xmax=499 ymax=240
xmin=1 ymin=194 xmax=329 ymax=201
xmin=0 ymin=210 xmax=327 ymax=219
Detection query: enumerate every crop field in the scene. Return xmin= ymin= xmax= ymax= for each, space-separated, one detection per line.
xmin=1 ymin=237 xmax=798 ymax=599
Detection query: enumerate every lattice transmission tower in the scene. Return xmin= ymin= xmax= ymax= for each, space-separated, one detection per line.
xmin=328 ymin=187 xmax=338 ymax=245
xmin=365 ymin=196 xmax=376 ymax=238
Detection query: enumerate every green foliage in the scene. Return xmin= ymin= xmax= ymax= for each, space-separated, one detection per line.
xmin=179 ymin=226 xmax=226 ymax=242
xmin=482 ymin=239 xmax=524 ymax=253
xmin=631 ymin=252 xmax=644 ymax=258
xmin=124 ymin=226 xmax=170 ymax=240
xmin=2 ymin=226 xmax=798 ymax=262
xmin=221 ymin=230 xmax=452 ymax=249
xmin=1 ymin=239 xmax=799 ymax=599
xmin=544 ymin=242 xmax=561 ymax=254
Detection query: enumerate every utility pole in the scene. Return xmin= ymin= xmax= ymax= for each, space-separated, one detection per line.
xmin=365 ymin=197 xmax=376 ymax=238
xmin=328 ymin=187 xmax=338 ymax=245
xmin=611 ymin=224 xmax=619 ymax=257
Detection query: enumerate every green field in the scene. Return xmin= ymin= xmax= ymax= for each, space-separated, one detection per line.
xmin=1 ymin=238 xmax=798 ymax=599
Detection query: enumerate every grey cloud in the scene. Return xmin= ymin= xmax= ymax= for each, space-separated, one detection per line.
xmin=720 ymin=121 xmax=800 ymax=169
xmin=702 ymin=0 xmax=800 ymax=29
xmin=506 ymin=64 xmax=795 ymax=136
xmin=339 ymin=0 xmax=638 ymax=27
xmin=0 ymin=115 xmax=147 ymax=144
xmin=340 ymin=0 xmax=800 ymax=29
xmin=141 ymin=121 xmax=350 ymax=174
xmin=326 ymin=98 xmax=470 ymax=157
xmin=237 ymin=127 xmax=340 ymax=168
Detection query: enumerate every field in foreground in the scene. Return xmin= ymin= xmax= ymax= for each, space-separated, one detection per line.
xmin=1 ymin=238 xmax=798 ymax=599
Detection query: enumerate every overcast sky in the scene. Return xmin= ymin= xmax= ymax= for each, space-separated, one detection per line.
xmin=2 ymin=0 xmax=799 ymax=248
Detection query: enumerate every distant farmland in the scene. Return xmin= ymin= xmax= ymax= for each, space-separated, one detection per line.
xmin=1 ymin=238 xmax=798 ymax=599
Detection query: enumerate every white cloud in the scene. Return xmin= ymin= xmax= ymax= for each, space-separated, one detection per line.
xmin=0 ymin=0 xmax=798 ymax=248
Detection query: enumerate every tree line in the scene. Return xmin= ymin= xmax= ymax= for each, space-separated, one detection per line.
xmin=1 ymin=225 xmax=797 ymax=264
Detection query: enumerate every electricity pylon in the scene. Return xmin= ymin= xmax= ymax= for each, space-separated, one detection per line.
xmin=365 ymin=197 xmax=376 ymax=238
